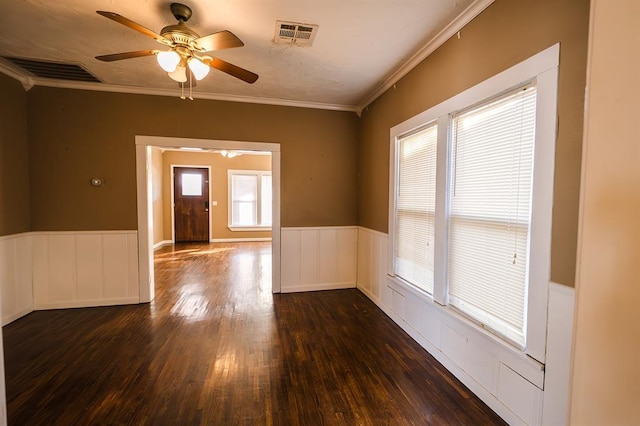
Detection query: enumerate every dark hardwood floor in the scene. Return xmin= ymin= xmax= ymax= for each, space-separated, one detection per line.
xmin=4 ymin=242 xmax=505 ymax=425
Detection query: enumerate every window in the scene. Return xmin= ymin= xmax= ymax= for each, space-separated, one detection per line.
xmin=393 ymin=124 xmax=438 ymax=294
xmin=181 ymin=173 xmax=203 ymax=196
xmin=388 ymin=44 xmax=558 ymax=359
xmin=448 ymin=86 xmax=537 ymax=347
xmin=228 ymin=170 xmax=272 ymax=229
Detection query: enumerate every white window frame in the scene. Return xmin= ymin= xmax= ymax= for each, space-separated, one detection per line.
xmin=392 ymin=122 xmax=439 ymax=295
xmin=388 ymin=44 xmax=558 ymax=362
xmin=227 ymin=169 xmax=272 ymax=231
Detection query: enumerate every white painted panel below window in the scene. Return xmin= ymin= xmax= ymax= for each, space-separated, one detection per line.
xmin=356 ymin=226 xmax=575 ymax=425
xmin=498 ymin=363 xmax=543 ymax=425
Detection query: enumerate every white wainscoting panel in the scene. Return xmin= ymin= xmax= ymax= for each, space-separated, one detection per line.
xmin=32 ymin=231 xmax=139 ymax=310
xmin=498 ymin=363 xmax=543 ymax=425
xmin=356 ymin=227 xmax=388 ymax=305
xmin=281 ymin=227 xmax=357 ymax=293
xmin=355 ymin=227 xmax=577 ymax=425
xmin=541 ymin=282 xmax=575 ymax=425
xmin=0 ymin=233 xmax=34 ymax=325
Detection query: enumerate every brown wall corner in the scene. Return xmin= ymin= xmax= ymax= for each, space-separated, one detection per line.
xmin=0 ymin=73 xmax=31 ymax=236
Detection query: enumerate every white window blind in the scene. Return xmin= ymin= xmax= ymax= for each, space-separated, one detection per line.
xmin=394 ymin=124 xmax=438 ymax=294
xmin=448 ymin=85 xmax=537 ymax=347
xmin=231 ymin=174 xmax=258 ymax=226
xmin=229 ymin=171 xmax=272 ymax=228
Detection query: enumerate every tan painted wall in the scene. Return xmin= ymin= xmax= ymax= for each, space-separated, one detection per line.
xmin=151 ymin=147 xmax=164 ymax=245
xmin=0 ymin=74 xmax=31 ymax=236
xmin=162 ymin=150 xmax=271 ymax=241
xmin=357 ymin=0 xmax=590 ymax=287
xmin=571 ymin=1 xmax=640 ymax=422
xmin=27 ymin=88 xmax=358 ymax=231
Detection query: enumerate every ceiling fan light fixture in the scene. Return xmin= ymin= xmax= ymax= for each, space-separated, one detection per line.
xmin=220 ymin=150 xmax=241 ymax=159
xmin=188 ymin=57 xmax=210 ymax=80
xmin=157 ymin=50 xmax=180 ymax=72
xmin=95 ymin=3 xmax=259 ymax=96
xmin=168 ymin=65 xmax=187 ymax=82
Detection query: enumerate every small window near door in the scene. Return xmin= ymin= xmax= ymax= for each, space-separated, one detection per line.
xmin=182 ymin=173 xmax=203 ymax=196
xmin=228 ymin=170 xmax=272 ymax=230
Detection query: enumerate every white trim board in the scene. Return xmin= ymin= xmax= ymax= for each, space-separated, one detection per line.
xmin=153 ymin=240 xmax=173 ymax=250
xmin=542 ymin=282 xmax=576 ymax=425
xmin=0 ymin=61 xmax=356 ymax=113
xmin=34 ymin=297 xmax=139 ymax=311
xmin=210 ymin=238 xmax=272 ymax=243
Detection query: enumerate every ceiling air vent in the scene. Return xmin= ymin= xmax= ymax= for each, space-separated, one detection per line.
xmin=2 ymin=57 xmax=101 ymax=83
xmin=274 ymin=21 xmax=318 ymax=46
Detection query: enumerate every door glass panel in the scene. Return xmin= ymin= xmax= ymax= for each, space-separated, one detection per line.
xmin=182 ymin=173 xmax=202 ymax=196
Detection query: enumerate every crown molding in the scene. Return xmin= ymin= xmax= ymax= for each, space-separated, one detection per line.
xmin=0 ymin=65 xmax=358 ymax=113
xmin=356 ymin=0 xmax=495 ymax=113
xmin=0 ymin=60 xmax=34 ymax=91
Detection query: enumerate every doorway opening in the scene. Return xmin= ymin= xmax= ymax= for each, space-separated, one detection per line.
xmin=135 ymin=136 xmax=281 ymax=302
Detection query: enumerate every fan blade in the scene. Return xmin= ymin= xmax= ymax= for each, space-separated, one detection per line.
xmin=202 ymin=57 xmax=258 ymax=84
xmin=194 ymin=31 xmax=244 ymax=52
xmin=96 ymin=11 xmax=170 ymax=45
xmin=96 ymin=50 xmax=157 ymax=62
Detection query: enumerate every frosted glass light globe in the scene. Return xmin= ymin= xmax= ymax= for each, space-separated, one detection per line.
xmin=156 ymin=50 xmax=180 ymax=72
xmin=188 ymin=57 xmax=210 ymax=80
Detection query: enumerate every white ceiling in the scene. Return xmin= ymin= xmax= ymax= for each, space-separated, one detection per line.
xmin=0 ymin=0 xmax=492 ymax=111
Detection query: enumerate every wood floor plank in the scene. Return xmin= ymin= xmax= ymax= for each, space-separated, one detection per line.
xmin=3 ymin=242 xmax=506 ymax=425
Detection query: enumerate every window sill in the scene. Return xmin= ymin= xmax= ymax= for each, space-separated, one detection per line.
xmin=228 ymin=226 xmax=272 ymax=232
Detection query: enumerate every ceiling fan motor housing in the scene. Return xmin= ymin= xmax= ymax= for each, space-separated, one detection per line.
xmin=161 ymin=22 xmax=201 ymax=49
xmin=170 ymin=3 xmax=192 ymax=22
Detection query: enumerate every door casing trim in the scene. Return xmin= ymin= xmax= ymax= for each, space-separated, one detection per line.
xmin=135 ymin=136 xmax=282 ymax=302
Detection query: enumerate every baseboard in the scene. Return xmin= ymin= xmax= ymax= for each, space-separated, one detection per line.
xmin=153 ymin=240 xmax=173 ymax=250
xmin=356 ymin=284 xmax=381 ymax=307
xmin=210 ymin=238 xmax=272 ymax=243
xmin=281 ymin=282 xmax=356 ymax=293
xmin=34 ymin=297 xmax=140 ymax=311
xmin=362 ymin=288 xmax=523 ymax=426
xmin=2 ymin=306 xmax=34 ymax=326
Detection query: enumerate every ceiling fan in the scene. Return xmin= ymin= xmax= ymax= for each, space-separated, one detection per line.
xmin=95 ymin=2 xmax=258 ymax=93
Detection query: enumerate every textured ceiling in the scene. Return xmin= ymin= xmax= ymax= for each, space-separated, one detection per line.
xmin=0 ymin=0 xmax=491 ymax=110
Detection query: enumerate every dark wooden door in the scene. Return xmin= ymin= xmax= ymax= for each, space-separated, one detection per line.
xmin=174 ymin=167 xmax=210 ymax=242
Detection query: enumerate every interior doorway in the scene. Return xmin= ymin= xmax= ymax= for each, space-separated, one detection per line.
xmin=173 ymin=166 xmax=211 ymax=242
xmin=135 ymin=136 xmax=281 ymax=302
